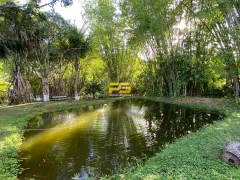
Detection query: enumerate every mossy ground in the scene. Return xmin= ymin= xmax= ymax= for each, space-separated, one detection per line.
xmin=0 ymin=97 xmax=240 ymax=179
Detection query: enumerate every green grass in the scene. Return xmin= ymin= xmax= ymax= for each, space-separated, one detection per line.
xmin=1 ymin=97 xmax=240 ymax=179
xmin=105 ymin=97 xmax=240 ymax=180
xmin=0 ymin=99 xmax=118 ymax=180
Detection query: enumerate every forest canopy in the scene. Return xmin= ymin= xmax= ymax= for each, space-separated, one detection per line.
xmin=0 ymin=0 xmax=240 ymax=105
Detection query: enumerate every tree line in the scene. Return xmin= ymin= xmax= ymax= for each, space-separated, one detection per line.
xmin=1 ymin=0 xmax=93 ymax=104
xmin=1 ymin=0 xmax=240 ymax=105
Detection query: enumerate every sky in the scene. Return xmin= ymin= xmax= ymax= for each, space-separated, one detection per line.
xmin=18 ymin=0 xmax=186 ymax=31
xmin=19 ymin=0 xmax=85 ymax=28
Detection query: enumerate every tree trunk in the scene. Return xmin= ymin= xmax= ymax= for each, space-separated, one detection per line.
xmin=8 ymin=73 xmax=34 ymax=105
xmin=168 ymin=82 xmax=173 ymax=97
xmin=163 ymin=70 xmax=173 ymax=97
xmin=173 ymin=88 xmax=176 ymax=97
xmin=235 ymin=80 xmax=240 ymax=98
xmin=173 ymin=80 xmax=177 ymax=97
xmin=74 ymin=57 xmax=80 ymax=100
xmin=42 ymin=50 xmax=50 ymax=102
xmin=183 ymin=85 xmax=187 ymax=97
xmin=42 ymin=74 xmax=49 ymax=102
xmin=8 ymin=58 xmax=34 ymax=105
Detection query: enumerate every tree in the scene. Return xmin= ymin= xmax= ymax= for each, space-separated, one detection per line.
xmin=0 ymin=0 xmax=76 ymax=104
xmin=28 ymin=12 xmax=70 ymax=102
xmin=85 ymin=0 xmax=138 ymax=82
xmin=0 ymin=1 xmax=42 ymax=104
xmin=65 ymin=26 xmax=90 ymax=100
xmin=118 ymin=0 xmax=240 ymax=98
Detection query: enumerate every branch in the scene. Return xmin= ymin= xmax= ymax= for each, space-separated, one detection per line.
xmin=0 ymin=0 xmax=66 ymax=9
xmin=38 ymin=0 xmax=58 ymax=9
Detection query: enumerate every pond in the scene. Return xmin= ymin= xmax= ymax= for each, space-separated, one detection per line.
xmin=18 ymin=100 xmax=224 ymax=179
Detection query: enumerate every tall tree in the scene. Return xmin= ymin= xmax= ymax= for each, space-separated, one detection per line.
xmin=29 ymin=12 xmax=70 ymax=102
xmin=0 ymin=1 xmax=41 ymax=104
xmin=65 ymin=26 xmax=90 ymax=100
xmin=85 ymin=0 xmax=138 ymax=82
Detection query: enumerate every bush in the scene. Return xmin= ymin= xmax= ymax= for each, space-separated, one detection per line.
xmin=236 ymin=98 xmax=240 ymax=104
xmin=84 ymin=81 xmax=103 ymax=99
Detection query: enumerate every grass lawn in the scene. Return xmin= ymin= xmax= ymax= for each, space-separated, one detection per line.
xmin=0 ymin=97 xmax=240 ymax=179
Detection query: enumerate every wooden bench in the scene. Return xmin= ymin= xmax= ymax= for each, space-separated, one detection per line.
xmin=51 ymin=96 xmax=68 ymax=101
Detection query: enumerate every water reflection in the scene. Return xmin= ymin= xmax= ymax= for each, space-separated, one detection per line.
xmin=18 ymin=100 xmax=223 ymax=179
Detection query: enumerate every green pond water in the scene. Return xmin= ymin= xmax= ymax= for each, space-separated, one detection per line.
xmin=18 ymin=100 xmax=223 ymax=179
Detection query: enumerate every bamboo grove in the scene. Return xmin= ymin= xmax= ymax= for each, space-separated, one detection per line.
xmin=0 ymin=0 xmax=240 ymax=105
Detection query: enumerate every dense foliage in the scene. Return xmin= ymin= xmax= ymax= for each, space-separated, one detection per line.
xmin=1 ymin=0 xmax=240 ymax=104
xmin=84 ymin=80 xmax=103 ymax=99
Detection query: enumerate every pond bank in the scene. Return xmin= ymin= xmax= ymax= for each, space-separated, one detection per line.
xmin=0 ymin=97 xmax=240 ymax=179
xmin=106 ymin=97 xmax=240 ymax=179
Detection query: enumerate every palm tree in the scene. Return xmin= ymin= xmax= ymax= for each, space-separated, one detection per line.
xmin=66 ymin=26 xmax=90 ymax=100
